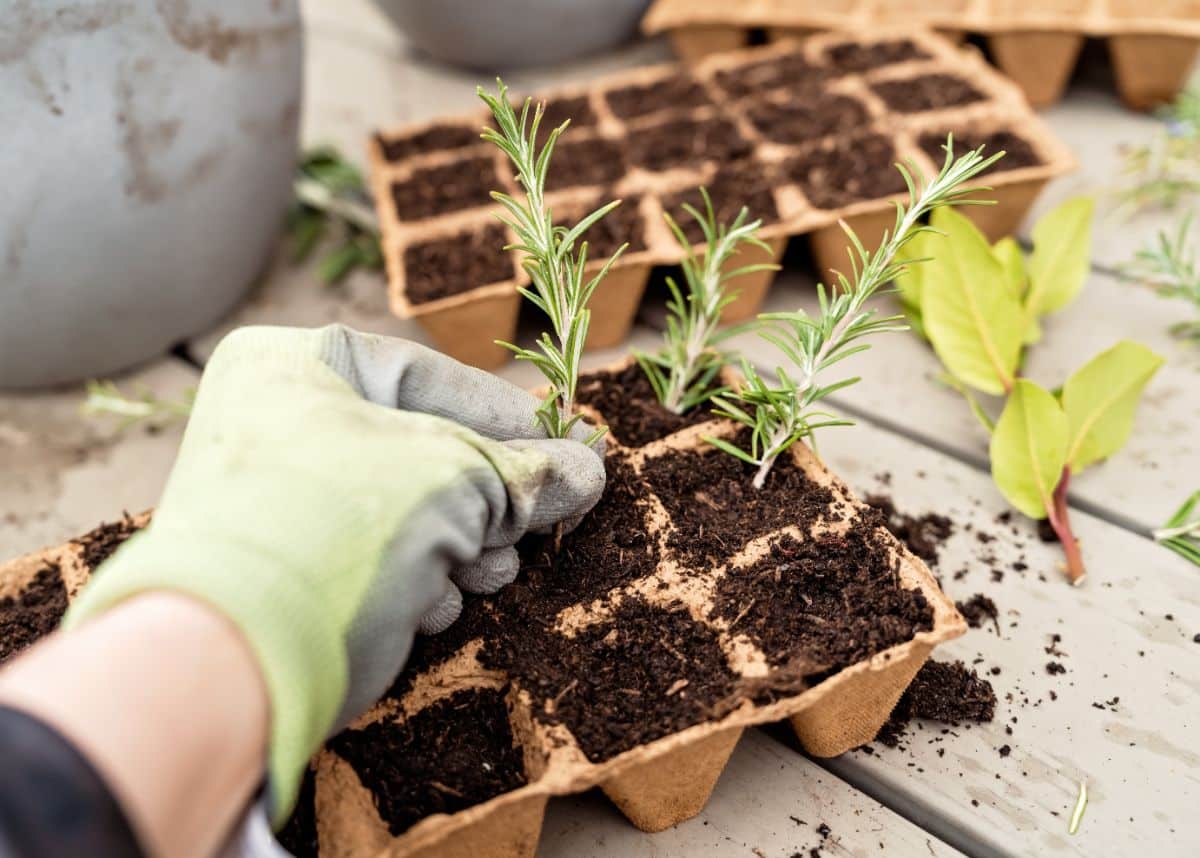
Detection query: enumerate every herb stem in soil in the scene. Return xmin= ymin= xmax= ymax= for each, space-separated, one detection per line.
xmin=1047 ymin=466 xmax=1086 ymax=585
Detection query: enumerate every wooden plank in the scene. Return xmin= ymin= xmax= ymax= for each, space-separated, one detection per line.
xmin=1023 ymin=81 xmax=1194 ymax=273
xmin=538 ymin=729 xmax=965 ymax=858
xmin=722 ymin=267 xmax=1200 ymax=535
xmin=771 ymin=413 xmax=1200 ymax=857
xmin=0 ymin=357 xmax=198 ymax=560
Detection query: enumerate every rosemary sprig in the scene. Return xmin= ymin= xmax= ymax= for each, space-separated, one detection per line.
xmin=479 ymin=80 xmax=624 ymax=444
xmin=1155 ymin=490 xmax=1200 ymax=566
xmin=1115 ymin=85 xmax=1200 ymax=214
xmin=1068 ymin=780 xmax=1088 ymax=836
xmin=288 ymin=146 xmax=383 ymax=285
xmin=81 ymin=380 xmax=195 ymax=432
xmin=709 ymin=138 xmax=1004 ymax=488
xmin=636 ymin=190 xmax=779 ymax=415
xmin=1124 ymin=214 xmax=1200 ymax=341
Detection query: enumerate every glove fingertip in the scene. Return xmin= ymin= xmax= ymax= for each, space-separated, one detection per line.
xmin=416 ymin=586 xmax=463 ymax=635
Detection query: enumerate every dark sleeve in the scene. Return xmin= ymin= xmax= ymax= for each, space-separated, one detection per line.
xmin=0 ymin=704 xmax=144 ymax=858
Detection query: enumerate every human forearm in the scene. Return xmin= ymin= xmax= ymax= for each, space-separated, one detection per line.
xmin=0 ymin=592 xmax=269 ymax=858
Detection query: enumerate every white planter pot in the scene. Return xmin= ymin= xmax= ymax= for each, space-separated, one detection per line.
xmin=0 ymin=0 xmax=303 ymax=388
xmin=374 ymin=0 xmax=651 ymax=69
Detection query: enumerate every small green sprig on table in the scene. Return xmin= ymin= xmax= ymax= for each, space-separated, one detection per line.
xmin=636 ymin=191 xmax=779 ymax=415
xmin=289 ymin=146 xmax=383 ymax=284
xmin=1124 ymin=214 xmax=1200 ymax=342
xmin=1115 ymin=85 xmax=1200 ymax=214
xmin=479 ymin=80 xmax=625 ymax=445
xmin=81 ymin=380 xmax=195 ymax=432
xmin=1155 ymin=491 xmax=1200 ymax=566
xmin=706 ymin=138 xmax=1003 ymax=489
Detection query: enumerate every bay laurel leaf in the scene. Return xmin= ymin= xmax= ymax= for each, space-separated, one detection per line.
xmin=990 ymin=379 xmax=1069 ymax=519
xmin=921 ymin=207 xmax=1024 ymax=395
xmin=1062 ymin=339 xmax=1164 ymax=472
xmin=1026 ymin=196 xmax=1095 ymax=320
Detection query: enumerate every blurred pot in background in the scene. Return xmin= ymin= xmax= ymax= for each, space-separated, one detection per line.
xmin=1 ymin=0 xmax=302 ymax=389
xmin=374 ymin=0 xmax=651 ymax=69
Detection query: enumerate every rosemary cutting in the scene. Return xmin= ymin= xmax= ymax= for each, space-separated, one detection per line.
xmin=708 ymin=137 xmax=1003 ymax=488
xmin=479 ymin=80 xmax=624 ymax=443
xmin=81 ymin=380 xmax=195 ymax=432
xmin=1125 ymin=214 xmax=1200 ymax=341
xmin=1155 ymin=490 xmax=1200 ymax=566
xmin=636 ymin=190 xmax=779 ymax=415
xmin=289 ymin=146 xmax=383 ymax=284
xmin=1115 ymin=85 xmax=1200 ymax=214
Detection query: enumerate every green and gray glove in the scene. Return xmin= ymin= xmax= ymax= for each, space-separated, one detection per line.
xmin=64 ymin=324 xmax=605 ymax=825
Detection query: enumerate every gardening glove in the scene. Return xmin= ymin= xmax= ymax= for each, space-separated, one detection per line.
xmin=62 ymin=324 xmax=606 ymax=826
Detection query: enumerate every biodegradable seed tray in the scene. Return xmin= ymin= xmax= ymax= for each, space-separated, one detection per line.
xmin=0 ymin=363 xmax=967 ymax=858
xmin=643 ymin=0 xmax=1200 ymax=109
xmin=370 ymin=30 xmax=1073 ymax=369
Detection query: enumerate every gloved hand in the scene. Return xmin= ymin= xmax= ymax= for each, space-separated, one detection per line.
xmin=63 ymin=324 xmax=605 ymax=826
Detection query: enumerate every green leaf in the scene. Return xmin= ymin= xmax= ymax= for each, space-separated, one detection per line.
xmin=989 ymin=379 xmax=1068 ymax=519
xmin=921 ymin=207 xmax=1024 ymax=395
xmin=1061 ymin=340 xmax=1164 ymax=472
xmin=894 ymin=228 xmax=937 ymax=316
xmin=993 ymin=236 xmax=1027 ymax=298
xmin=317 ymin=243 xmax=363 ymax=284
xmin=1025 ymin=197 xmax=1094 ymax=320
xmin=992 ymin=236 xmax=1041 ymax=343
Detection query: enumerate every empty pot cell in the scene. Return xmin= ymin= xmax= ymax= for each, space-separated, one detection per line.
xmin=403 ymin=222 xmax=514 ymax=305
xmin=871 ymin=73 xmax=986 ymax=113
xmin=389 ymin=156 xmax=499 ymax=221
xmin=490 ymin=596 xmax=740 ymax=764
xmin=786 ymin=133 xmax=908 ymax=210
xmin=662 ymin=162 xmax=781 ymax=246
xmin=375 ymin=124 xmax=480 ymax=163
xmin=576 ymin=364 xmax=715 ymax=447
xmin=327 ymin=687 xmax=527 ymax=837
xmin=0 ymin=563 xmax=68 ymax=664
xmin=604 ymin=73 xmax=711 ymax=120
xmin=639 ymin=434 xmax=837 ymax=568
xmin=822 ymin=39 xmax=931 ymax=73
xmin=918 ymin=129 xmax=1042 ymax=174
xmin=542 ymin=138 xmax=627 ymax=191
xmin=710 ymin=527 xmax=933 ymax=675
xmin=713 ymin=52 xmax=828 ymax=100
xmin=745 ymin=92 xmax=870 ymax=146
xmin=627 ymin=116 xmax=753 ymax=172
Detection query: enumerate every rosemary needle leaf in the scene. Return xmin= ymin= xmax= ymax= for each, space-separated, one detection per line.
xmin=479 ymin=79 xmax=621 ymax=441
xmin=637 ymin=189 xmax=781 ymax=415
xmin=712 ymin=137 xmax=1004 ymax=487
xmin=1068 ymin=780 xmax=1088 ymax=836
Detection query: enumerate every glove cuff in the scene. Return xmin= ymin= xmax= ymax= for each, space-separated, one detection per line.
xmin=62 ymin=526 xmax=347 ymax=825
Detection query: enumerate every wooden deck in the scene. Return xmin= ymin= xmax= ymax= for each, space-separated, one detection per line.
xmin=1 ymin=1 xmax=1196 ymax=855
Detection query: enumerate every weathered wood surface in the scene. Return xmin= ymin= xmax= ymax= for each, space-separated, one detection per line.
xmin=723 ymin=266 xmax=1200 ymax=537
xmin=0 ymin=358 xmax=197 ymax=560
xmin=802 ymin=415 xmax=1200 ymax=858
xmin=539 ymin=729 xmax=965 ymax=858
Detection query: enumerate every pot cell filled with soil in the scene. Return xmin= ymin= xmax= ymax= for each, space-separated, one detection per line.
xmin=371 ymin=32 xmax=1074 ymax=369
xmin=0 ymin=365 xmax=965 ymax=857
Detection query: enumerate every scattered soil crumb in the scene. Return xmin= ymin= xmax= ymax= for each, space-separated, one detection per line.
xmin=956 ymin=593 xmax=1000 ymax=635
xmin=864 ymin=493 xmax=954 ymax=565
xmin=873 ymin=659 xmax=996 ymax=747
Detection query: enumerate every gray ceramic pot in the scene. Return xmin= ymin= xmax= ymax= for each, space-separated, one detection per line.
xmin=0 ymin=0 xmax=303 ymax=389
xmin=374 ymin=0 xmax=651 ymax=69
